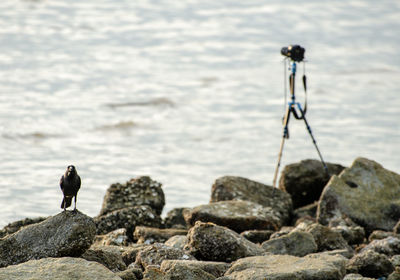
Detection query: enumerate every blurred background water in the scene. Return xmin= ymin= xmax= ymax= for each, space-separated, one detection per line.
xmin=0 ymin=0 xmax=399 ymax=227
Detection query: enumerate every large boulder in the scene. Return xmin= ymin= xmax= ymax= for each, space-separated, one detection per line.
xmin=279 ymin=159 xmax=345 ymax=209
xmin=100 ymin=176 xmax=165 ymax=216
xmin=261 ymin=231 xmax=317 ymax=257
xmin=223 ymin=253 xmax=347 ymax=280
xmin=210 ymin=176 xmax=292 ymax=225
xmin=0 ymin=211 xmax=96 ymax=268
xmin=95 ymin=205 xmax=162 ymax=239
xmin=317 ymin=158 xmax=400 ymax=233
xmin=183 ymin=200 xmax=281 ymax=233
xmin=0 ymin=257 xmax=122 ymax=280
xmin=185 ymin=221 xmax=264 ymax=262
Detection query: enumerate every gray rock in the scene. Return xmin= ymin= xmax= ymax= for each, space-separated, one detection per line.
xmin=164 ymin=208 xmax=189 ymax=229
xmin=331 ymin=225 xmax=365 ymax=245
xmin=261 ymin=231 xmax=317 ymax=257
xmin=389 ymin=269 xmax=400 ymax=280
xmin=361 ymin=236 xmax=400 ymax=256
xmin=210 ymin=176 xmax=292 ymax=224
xmin=305 ymin=223 xmax=353 ymax=253
xmin=294 ymin=218 xmax=315 ymax=230
xmin=0 ymin=216 xmax=47 ymax=238
xmin=135 ymin=243 xmax=195 ymax=270
xmin=161 ymin=260 xmax=230 ymax=278
xmin=327 ymin=216 xmax=365 ymax=245
xmin=240 ymin=230 xmax=274 ymax=244
xmin=0 ymin=257 xmax=122 ymax=280
xmin=165 ymin=235 xmax=187 ymax=250
xmin=116 ymin=268 xmax=139 ymax=280
xmin=142 ymin=267 xmax=165 ymax=280
xmin=0 ymin=211 xmax=95 ymax=268
xmin=121 ymin=244 xmax=150 ymax=266
xmin=100 ymin=176 xmax=165 ymax=216
xmin=293 ymin=201 xmax=319 ymax=220
xmin=185 ymin=221 xmax=264 ymax=262
xmin=164 ymin=265 xmax=216 ymax=280
xmin=343 ymin=273 xmax=375 ymax=279
xmin=223 ymin=253 xmax=347 ymax=280
xmin=395 ymin=220 xmax=400 ymax=234
xmin=306 ymin=251 xmax=350 ymax=268
xmin=317 ymin=157 xmax=400 ymax=233
xmin=269 ymin=226 xmax=294 ymax=239
xmin=143 ymin=262 xmax=216 ymax=280
xmin=94 ymin=228 xmax=130 ymax=246
xmin=81 ymin=246 xmax=127 ymax=272
xmin=346 ymin=249 xmax=394 ymax=278
xmin=183 ymin=200 xmax=281 ymax=233
xmin=279 ymin=159 xmax=345 ymax=209
xmin=134 ymin=226 xmax=187 ymax=244
xmin=95 ymin=205 xmax=162 ymax=238
xmin=316 ymin=249 xmax=354 ymax=259
xmin=390 ymin=254 xmax=400 ymax=266
xmin=368 ymin=230 xmax=399 ymax=242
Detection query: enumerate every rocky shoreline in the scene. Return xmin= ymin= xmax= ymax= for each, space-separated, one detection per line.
xmin=1 ymin=157 xmax=400 ymax=280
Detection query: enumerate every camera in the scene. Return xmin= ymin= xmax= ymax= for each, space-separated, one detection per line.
xmin=281 ymin=45 xmax=305 ymax=62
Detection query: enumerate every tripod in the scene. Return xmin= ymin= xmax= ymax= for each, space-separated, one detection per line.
xmin=272 ymin=59 xmax=328 ymax=188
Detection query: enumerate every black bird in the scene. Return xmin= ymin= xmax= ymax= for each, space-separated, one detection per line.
xmin=60 ymin=165 xmax=81 ymax=211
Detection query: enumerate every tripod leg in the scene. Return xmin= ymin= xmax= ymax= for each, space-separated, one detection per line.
xmin=301 ymin=114 xmax=329 ymax=174
xmin=273 ymin=136 xmax=286 ymax=188
xmin=273 ymin=106 xmax=291 ymax=188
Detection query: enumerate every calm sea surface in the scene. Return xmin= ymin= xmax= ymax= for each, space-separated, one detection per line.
xmin=0 ymin=0 xmax=399 ymax=227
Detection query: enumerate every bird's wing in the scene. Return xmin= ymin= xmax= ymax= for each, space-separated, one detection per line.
xmin=77 ymin=175 xmax=81 ymax=190
xmin=60 ymin=175 xmax=65 ymax=191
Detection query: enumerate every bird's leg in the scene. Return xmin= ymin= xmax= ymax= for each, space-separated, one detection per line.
xmin=63 ymin=196 xmax=66 ymax=212
xmin=73 ymin=195 xmax=77 ymax=212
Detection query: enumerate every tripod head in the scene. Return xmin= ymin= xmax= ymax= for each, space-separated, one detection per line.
xmin=281 ymin=44 xmax=306 ymax=99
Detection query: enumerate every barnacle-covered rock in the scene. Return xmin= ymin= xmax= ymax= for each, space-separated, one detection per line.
xmin=100 ymin=176 xmax=165 ymax=216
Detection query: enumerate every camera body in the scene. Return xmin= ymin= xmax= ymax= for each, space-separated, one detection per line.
xmin=281 ymin=45 xmax=305 ymax=62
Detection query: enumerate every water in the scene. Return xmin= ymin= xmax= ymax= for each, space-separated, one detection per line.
xmin=0 ymin=0 xmax=399 ymax=228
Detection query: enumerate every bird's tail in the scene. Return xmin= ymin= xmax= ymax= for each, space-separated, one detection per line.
xmin=61 ymin=197 xmax=72 ymax=209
